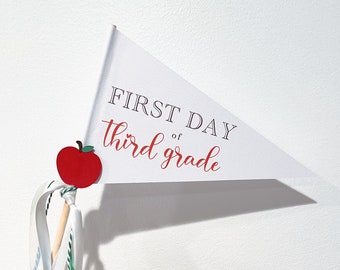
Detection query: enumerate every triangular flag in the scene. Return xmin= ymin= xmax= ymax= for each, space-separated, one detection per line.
xmin=85 ymin=26 xmax=312 ymax=184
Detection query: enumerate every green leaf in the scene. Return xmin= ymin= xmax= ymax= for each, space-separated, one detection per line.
xmin=82 ymin=145 xmax=94 ymax=152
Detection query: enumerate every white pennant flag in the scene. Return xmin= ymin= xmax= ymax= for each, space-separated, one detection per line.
xmin=85 ymin=26 xmax=312 ymax=184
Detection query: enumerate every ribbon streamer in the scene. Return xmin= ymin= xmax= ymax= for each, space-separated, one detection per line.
xmin=30 ymin=181 xmax=83 ymax=270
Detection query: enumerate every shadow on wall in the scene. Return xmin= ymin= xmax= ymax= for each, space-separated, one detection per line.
xmin=83 ymin=179 xmax=315 ymax=270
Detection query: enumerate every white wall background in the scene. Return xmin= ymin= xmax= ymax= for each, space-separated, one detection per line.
xmin=1 ymin=1 xmax=340 ymax=269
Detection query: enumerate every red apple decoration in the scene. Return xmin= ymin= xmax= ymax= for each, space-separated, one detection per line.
xmin=56 ymin=141 xmax=102 ymax=188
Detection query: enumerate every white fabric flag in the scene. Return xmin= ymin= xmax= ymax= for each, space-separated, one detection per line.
xmin=85 ymin=26 xmax=312 ymax=184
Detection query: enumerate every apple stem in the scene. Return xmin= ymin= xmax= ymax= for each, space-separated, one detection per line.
xmin=76 ymin=140 xmax=83 ymax=152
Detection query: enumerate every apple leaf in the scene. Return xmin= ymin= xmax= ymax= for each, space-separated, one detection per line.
xmin=82 ymin=145 xmax=94 ymax=152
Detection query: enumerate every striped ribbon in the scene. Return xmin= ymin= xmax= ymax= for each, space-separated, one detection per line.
xmin=30 ymin=181 xmax=83 ymax=270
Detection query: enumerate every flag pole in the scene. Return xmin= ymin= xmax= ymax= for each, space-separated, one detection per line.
xmin=51 ymin=201 xmax=70 ymax=263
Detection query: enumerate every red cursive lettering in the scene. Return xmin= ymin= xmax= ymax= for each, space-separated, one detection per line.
xmin=161 ymin=145 xmax=220 ymax=172
xmin=102 ymin=119 xmax=164 ymax=160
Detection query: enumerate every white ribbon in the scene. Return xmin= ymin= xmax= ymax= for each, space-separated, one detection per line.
xmin=30 ymin=181 xmax=83 ymax=270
